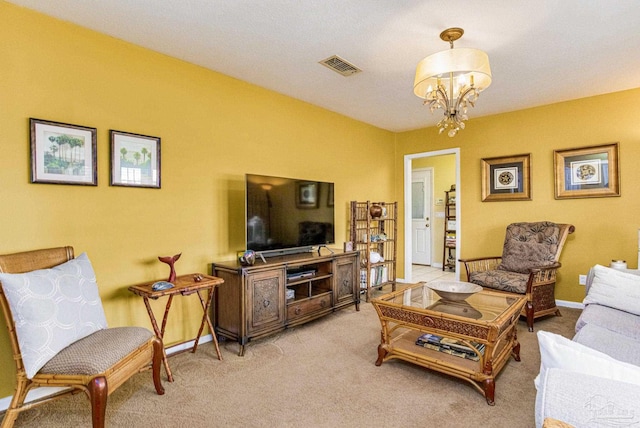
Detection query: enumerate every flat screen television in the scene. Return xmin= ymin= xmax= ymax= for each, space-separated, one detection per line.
xmin=246 ymin=173 xmax=335 ymax=256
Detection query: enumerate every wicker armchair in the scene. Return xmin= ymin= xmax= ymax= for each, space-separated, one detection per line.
xmin=460 ymin=222 xmax=575 ymax=332
xmin=0 ymin=246 xmax=165 ymax=428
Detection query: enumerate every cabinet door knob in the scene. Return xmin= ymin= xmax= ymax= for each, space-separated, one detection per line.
xmin=263 ymin=300 xmax=270 ymax=308
xmin=320 ymin=300 xmax=327 ymax=308
xmin=295 ymin=307 xmax=302 ymax=315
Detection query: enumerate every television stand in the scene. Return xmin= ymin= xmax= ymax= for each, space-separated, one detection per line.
xmin=212 ymin=249 xmax=359 ymax=356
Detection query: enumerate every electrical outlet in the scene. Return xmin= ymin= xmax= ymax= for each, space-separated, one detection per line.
xmin=578 ymin=275 xmax=587 ymax=285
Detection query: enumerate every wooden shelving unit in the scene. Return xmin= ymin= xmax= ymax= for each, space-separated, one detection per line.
xmin=349 ymin=201 xmax=397 ymax=301
xmin=212 ymin=250 xmax=359 ymax=356
xmin=443 ymin=190 xmax=456 ymax=271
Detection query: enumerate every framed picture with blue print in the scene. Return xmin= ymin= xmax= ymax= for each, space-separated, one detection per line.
xmin=554 ymin=143 xmax=619 ymax=199
xmin=481 ymin=153 xmax=531 ymax=202
xmin=110 ymin=130 xmax=161 ymax=189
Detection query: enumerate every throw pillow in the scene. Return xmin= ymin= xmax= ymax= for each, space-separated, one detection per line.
xmin=584 ymin=264 xmax=640 ymax=316
xmin=534 ymin=330 xmax=640 ymax=390
xmin=0 ymin=252 xmax=107 ymax=379
xmin=498 ymin=241 xmax=555 ymax=274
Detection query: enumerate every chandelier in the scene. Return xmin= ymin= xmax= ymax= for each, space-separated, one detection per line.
xmin=414 ymin=28 xmax=492 ymax=137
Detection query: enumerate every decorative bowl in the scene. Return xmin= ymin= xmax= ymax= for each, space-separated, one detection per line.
xmin=425 ymin=280 xmax=482 ymax=302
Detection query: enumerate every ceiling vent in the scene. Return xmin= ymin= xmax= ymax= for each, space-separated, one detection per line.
xmin=319 ymin=55 xmax=362 ymax=76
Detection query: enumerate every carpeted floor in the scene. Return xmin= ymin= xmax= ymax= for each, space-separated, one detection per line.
xmin=7 ymin=302 xmax=580 ymax=428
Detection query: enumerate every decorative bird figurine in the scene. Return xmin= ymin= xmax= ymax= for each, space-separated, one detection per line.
xmin=158 ymin=253 xmax=181 ymax=283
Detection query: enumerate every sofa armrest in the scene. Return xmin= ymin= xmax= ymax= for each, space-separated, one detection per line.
xmin=536 ymin=368 xmax=640 ymax=428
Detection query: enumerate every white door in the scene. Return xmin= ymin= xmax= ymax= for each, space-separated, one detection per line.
xmin=411 ymin=169 xmax=432 ymax=265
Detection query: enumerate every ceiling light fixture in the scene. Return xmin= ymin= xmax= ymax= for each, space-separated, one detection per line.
xmin=414 ymin=28 xmax=492 ymax=137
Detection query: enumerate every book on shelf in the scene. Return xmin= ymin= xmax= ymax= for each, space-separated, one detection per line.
xmin=445 ymin=232 xmax=456 ymax=246
xmin=415 ymin=333 xmax=485 ymax=362
xmin=360 ymin=266 xmax=388 ymax=288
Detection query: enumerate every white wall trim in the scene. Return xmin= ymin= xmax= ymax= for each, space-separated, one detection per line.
xmin=404 ymin=148 xmax=460 ymax=283
xmin=0 ymin=334 xmax=213 ymax=412
xmin=556 ymin=299 xmax=585 ymax=310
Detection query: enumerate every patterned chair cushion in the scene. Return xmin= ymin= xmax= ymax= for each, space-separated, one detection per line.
xmin=498 ymin=222 xmax=561 ymax=274
xmin=40 ymin=327 xmax=153 ymax=375
xmin=469 ymin=269 xmax=529 ymax=294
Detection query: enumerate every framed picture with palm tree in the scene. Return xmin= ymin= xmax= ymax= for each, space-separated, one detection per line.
xmin=30 ymin=118 xmax=97 ymax=186
xmin=110 ymin=130 xmax=161 ymax=188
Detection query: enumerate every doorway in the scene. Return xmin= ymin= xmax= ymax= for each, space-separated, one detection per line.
xmin=403 ymin=148 xmax=460 ymax=283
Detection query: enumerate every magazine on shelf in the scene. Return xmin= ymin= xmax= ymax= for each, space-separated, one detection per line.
xmin=415 ymin=333 xmax=485 ymax=361
xmin=415 ymin=333 xmax=443 ymax=346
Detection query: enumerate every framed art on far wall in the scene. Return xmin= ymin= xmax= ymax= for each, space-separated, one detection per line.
xmin=110 ymin=130 xmax=161 ymax=188
xmin=553 ymin=143 xmax=620 ymax=199
xmin=481 ymin=153 xmax=531 ymax=202
xmin=296 ymin=181 xmax=319 ymax=208
xmin=30 ymin=118 xmax=97 ymax=186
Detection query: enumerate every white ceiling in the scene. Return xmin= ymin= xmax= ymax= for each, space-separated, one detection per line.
xmin=7 ymin=0 xmax=640 ymax=132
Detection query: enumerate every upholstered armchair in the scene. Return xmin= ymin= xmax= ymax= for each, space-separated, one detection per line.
xmin=460 ymin=222 xmax=574 ymax=332
xmin=0 ymin=246 xmax=165 ymax=428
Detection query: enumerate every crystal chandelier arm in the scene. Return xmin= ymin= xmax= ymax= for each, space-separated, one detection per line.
xmin=454 ymin=86 xmax=479 ymax=112
xmin=427 ymin=85 xmax=450 ymax=112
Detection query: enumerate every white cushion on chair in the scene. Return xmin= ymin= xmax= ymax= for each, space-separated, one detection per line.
xmin=0 ymin=252 xmax=107 ymax=378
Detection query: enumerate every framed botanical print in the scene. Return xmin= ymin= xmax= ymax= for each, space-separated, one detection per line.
xmin=553 ymin=143 xmax=620 ymax=199
xmin=481 ymin=153 xmax=531 ymax=202
xmin=110 ymin=130 xmax=161 ymax=188
xmin=30 ymin=118 xmax=97 ymax=186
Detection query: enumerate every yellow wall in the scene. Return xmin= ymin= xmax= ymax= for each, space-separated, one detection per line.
xmin=0 ymin=2 xmax=394 ymax=396
xmin=2 ymin=0 xmax=640 ymax=400
xmin=396 ymin=88 xmax=640 ymax=306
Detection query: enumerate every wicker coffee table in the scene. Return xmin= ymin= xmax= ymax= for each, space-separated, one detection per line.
xmin=371 ymin=282 xmax=526 ymax=405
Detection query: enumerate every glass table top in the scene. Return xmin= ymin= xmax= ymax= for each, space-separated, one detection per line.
xmin=373 ymin=282 xmax=522 ymax=322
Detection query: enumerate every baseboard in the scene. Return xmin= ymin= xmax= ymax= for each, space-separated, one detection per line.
xmin=166 ymin=334 xmax=213 ymax=356
xmin=0 ymin=334 xmax=214 ymax=412
xmin=556 ymin=299 xmax=584 ymax=309
xmin=0 ymin=387 xmax=69 ymax=413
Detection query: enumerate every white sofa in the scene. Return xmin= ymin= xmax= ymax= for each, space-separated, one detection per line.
xmin=534 ymin=264 xmax=640 ymax=427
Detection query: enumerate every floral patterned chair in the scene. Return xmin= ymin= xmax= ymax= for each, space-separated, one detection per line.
xmin=460 ymin=222 xmax=575 ymax=331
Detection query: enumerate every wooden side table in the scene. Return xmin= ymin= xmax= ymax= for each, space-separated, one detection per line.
xmin=128 ymin=273 xmax=224 ymax=382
